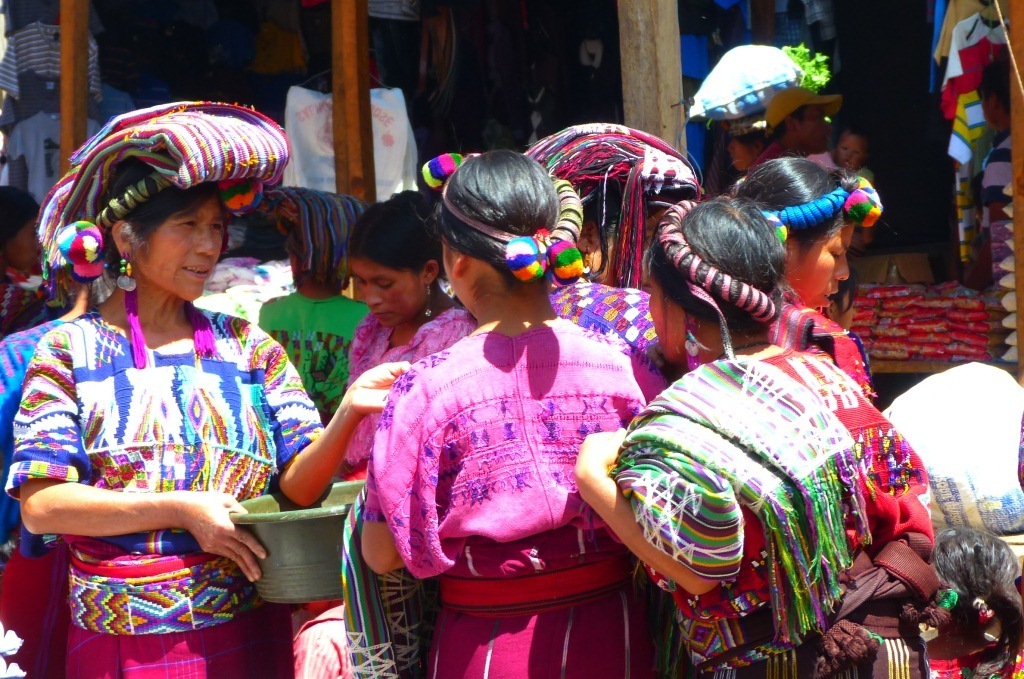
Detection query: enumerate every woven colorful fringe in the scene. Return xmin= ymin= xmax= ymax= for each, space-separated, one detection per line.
xmin=38 ymin=101 xmax=291 ymax=304
xmin=616 ymin=358 xmax=867 ymax=646
xmin=259 ymin=187 xmax=364 ymax=285
xmin=527 ymin=123 xmax=701 ymax=289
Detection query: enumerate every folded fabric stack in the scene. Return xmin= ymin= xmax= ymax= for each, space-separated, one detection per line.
xmin=851 ymin=282 xmax=1011 ymax=363
xmin=193 ymin=257 xmax=294 ymax=322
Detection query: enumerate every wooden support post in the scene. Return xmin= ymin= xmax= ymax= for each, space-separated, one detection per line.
xmin=1010 ymin=0 xmax=1024 ymax=383
xmin=617 ymin=0 xmax=685 ymax=151
xmin=59 ymin=0 xmax=89 ymax=175
xmin=331 ymin=0 xmax=376 ymax=202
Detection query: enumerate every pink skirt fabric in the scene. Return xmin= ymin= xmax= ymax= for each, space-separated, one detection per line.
xmin=66 ymin=602 xmax=295 ymax=679
xmin=427 ymin=583 xmax=655 ymax=679
xmin=0 ymin=543 xmax=70 ymax=679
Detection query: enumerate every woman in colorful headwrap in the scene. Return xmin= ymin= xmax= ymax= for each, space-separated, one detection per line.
xmin=525 ymin=124 xmax=701 ymax=353
xmin=353 ymin=150 xmax=665 ymax=678
xmin=7 ymin=103 xmax=407 ymax=678
xmin=258 ymin=187 xmax=368 ymax=426
xmin=576 ymin=197 xmax=937 ymax=678
xmin=0 ymin=187 xmax=48 ymax=337
xmin=341 ymin=190 xmax=477 ymax=480
xmin=734 ymin=156 xmax=882 ymax=400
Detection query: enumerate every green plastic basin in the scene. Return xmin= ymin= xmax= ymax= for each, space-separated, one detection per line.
xmin=231 ymin=480 xmax=364 ymax=603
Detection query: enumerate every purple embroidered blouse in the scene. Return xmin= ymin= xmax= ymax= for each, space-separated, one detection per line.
xmin=364 ymin=319 xmax=666 ymax=579
xmin=344 ymin=307 xmax=476 ymax=472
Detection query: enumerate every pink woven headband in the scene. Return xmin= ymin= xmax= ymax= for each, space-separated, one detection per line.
xmin=657 ymin=201 xmax=777 ymax=358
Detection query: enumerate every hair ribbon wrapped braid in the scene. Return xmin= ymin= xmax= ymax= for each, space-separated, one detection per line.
xmin=764 ymin=176 xmax=883 ymax=242
xmin=424 ymin=153 xmax=585 ymax=286
xmin=658 ymin=201 xmax=777 ymax=358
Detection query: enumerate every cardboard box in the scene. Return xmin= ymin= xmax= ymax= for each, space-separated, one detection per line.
xmin=853 ymin=253 xmax=935 ymax=285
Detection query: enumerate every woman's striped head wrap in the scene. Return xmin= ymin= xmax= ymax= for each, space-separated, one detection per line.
xmin=38 ymin=101 xmax=290 ymax=304
xmin=527 ymin=123 xmax=701 ymax=289
xmin=657 ymin=200 xmax=777 ymax=358
xmin=260 ymin=187 xmax=364 ymax=287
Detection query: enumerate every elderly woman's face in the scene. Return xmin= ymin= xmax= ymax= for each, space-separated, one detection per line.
xmin=131 ymin=195 xmax=225 ymax=302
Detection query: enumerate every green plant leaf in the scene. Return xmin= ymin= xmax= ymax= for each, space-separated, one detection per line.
xmin=782 ymin=44 xmax=832 ymax=93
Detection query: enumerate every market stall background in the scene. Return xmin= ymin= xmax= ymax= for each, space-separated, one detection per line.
xmin=1 ymin=0 xmax=1023 ymax=396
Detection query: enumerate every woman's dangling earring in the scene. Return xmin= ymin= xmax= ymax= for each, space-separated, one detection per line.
xmin=117 ymin=255 xmax=136 ymax=292
xmin=424 ymin=283 xmax=433 ymax=318
xmin=684 ymin=316 xmax=705 ymax=372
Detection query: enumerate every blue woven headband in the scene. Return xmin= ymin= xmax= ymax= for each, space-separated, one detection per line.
xmin=767 ymin=185 xmax=848 ymax=232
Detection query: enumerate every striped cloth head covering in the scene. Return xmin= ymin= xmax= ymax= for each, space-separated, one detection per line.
xmin=38 ymin=101 xmax=290 ymax=304
xmin=259 ymin=187 xmax=364 ymax=287
xmin=526 ymin=123 xmax=701 ymax=289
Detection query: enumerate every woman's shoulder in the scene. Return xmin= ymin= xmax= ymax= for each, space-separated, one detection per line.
xmin=420 ymin=306 xmax=476 ymax=334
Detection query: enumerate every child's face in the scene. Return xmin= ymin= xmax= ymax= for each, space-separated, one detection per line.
xmin=834 ymin=132 xmax=869 ymax=171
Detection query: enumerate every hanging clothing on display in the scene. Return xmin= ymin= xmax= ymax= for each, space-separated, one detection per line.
xmin=940 ymin=12 xmax=1006 ymax=118
xmin=6 ymin=112 xmax=98 ymax=200
xmin=0 ymin=0 xmax=104 ymax=35
xmin=941 ymin=11 xmax=1007 ymax=261
xmin=368 ymin=0 xmax=420 ymax=21
xmin=283 ymin=85 xmax=418 ymax=198
xmin=282 ymin=85 xmax=335 ymax=192
xmin=0 ymin=22 xmax=102 ymax=102
xmin=0 ymin=71 xmax=101 ymax=127
xmin=369 ymin=87 xmax=418 ymax=199
xmin=933 ymin=0 xmax=1007 ymax=63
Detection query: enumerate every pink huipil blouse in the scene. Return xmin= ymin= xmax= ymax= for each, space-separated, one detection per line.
xmin=364 ymin=319 xmax=666 ymax=579
xmin=344 ymin=307 xmax=476 ymax=474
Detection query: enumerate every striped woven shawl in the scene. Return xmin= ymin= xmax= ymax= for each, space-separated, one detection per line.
xmin=342 ymin=490 xmax=437 ymax=679
xmin=614 ymin=358 xmax=870 ymax=645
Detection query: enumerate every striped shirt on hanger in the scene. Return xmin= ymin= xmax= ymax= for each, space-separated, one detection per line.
xmin=0 ymin=22 xmax=101 ymax=101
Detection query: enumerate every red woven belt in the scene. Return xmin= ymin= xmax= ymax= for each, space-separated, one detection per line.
xmin=439 ymin=554 xmax=632 ymax=617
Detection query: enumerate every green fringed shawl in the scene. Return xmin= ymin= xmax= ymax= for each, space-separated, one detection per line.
xmin=341 ymin=489 xmax=437 ymax=679
xmin=614 ymin=358 xmax=870 ymax=646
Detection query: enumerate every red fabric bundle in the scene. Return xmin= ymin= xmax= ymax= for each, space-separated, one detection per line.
xmin=876 ymin=326 xmax=910 ymax=338
xmin=853 ymin=308 xmax=878 ymax=324
xmin=863 ymin=285 xmax=922 ymax=299
xmin=952 ymin=297 xmax=985 ymax=310
xmin=948 ymin=321 xmax=991 ymax=334
xmin=881 ymin=295 xmax=925 ymax=310
xmin=878 ymin=309 xmax=916 ymax=321
xmin=946 ymin=309 xmax=989 ymax=323
xmin=870 ymin=339 xmax=911 ymax=360
xmin=906 ymin=320 xmax=949 ymax=333
xmin=908 ymin=332 xmax=952 ymax=344
xmin=913 ymin=344 xmax=950 ymax=359
xmin=949 ymin=331 xmax=988 ymax=347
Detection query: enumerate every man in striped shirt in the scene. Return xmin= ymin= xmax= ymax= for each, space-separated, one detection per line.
xmin=964 ymin=58 xmax=1011 ymax=290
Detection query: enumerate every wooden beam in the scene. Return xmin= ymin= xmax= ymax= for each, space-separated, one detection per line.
xmin=59 ymin=0 xmax=89 ymax=175
xmin=617 ymin=0 xmax=684 ymax=151
xmin=1010 ymin=0 xmax=1024 ymax=383
xmin=331 ymin=0 xmax=376 ymax=201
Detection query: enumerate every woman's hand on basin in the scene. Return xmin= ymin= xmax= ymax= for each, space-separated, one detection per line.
xmin=172 ymin=490 xmax=268 ymax=582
